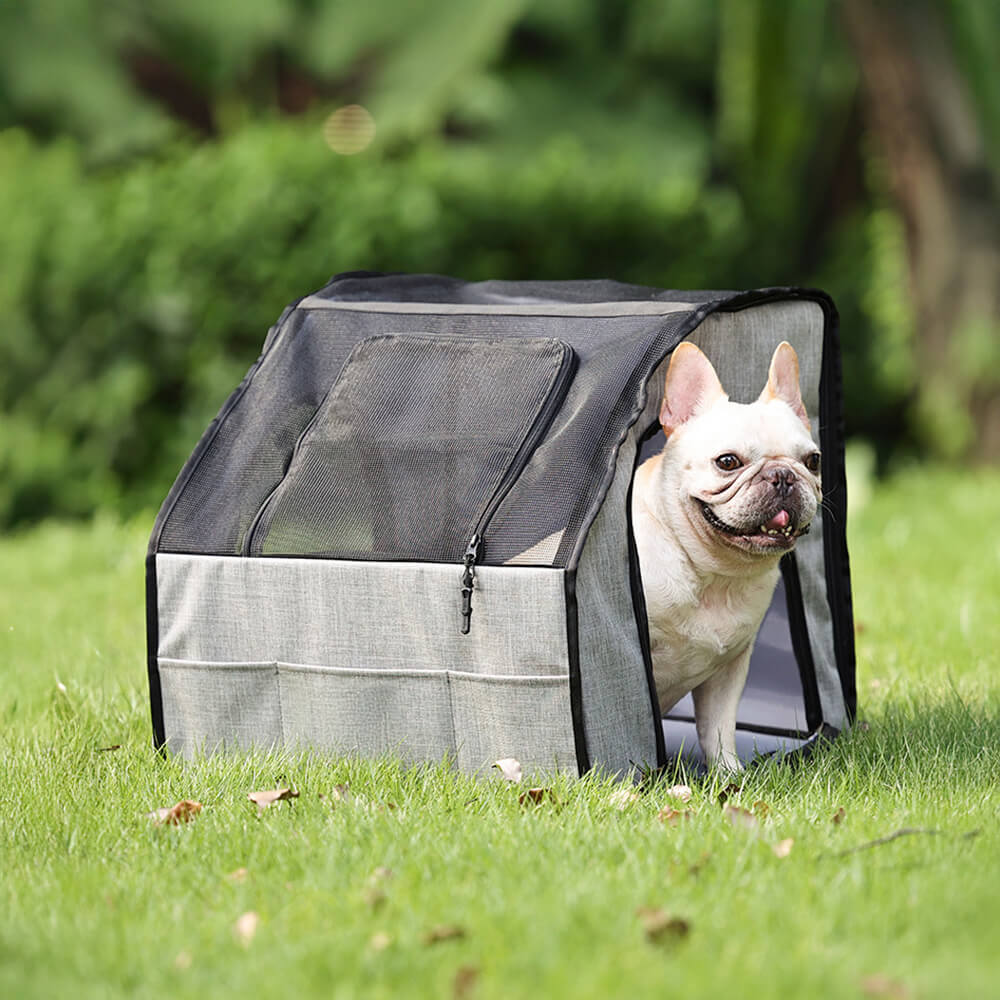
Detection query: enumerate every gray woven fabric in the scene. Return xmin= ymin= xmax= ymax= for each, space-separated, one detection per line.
xmin=159 ymin=659 xmax=281 ymax=754
xmin=156 ymin=555 xmax=574 ymax=770
xmin=574 ymin=449 xmax=660 ymax=776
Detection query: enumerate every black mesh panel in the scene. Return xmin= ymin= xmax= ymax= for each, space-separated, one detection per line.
xmin=246 ymin=335 xmax=574 ymax=562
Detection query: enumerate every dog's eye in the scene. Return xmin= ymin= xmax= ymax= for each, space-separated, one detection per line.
xmin=804 ymin=451 xmax=822 ymax=474
xmin=714 ymin=453 xmax=743 ymax=472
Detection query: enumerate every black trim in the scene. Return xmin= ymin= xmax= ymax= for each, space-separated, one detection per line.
xmin=145 ymin=552 xmax=166 ymax=752
xmin=664 ymin=714 xmax=814 ymax=741
xmin=563 ymin=569 xmax=591 ymax=775
xmin=626 ymin=421 xmax=669 ymax=769
xmin=780 ymin=553 xmax=824 ymax=733
xmin=816 ymin=298 xmax=857 ymax=721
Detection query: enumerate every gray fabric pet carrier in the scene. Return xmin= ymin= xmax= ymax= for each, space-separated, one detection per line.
xmin=146 ymin=272 xmax=855 ymax=775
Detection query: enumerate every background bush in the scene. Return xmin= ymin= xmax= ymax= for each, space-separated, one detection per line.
xmin=0 ymin=120 xmax=914 ymax=525
xmin=2 ymin=0 xmax=997 ymax=527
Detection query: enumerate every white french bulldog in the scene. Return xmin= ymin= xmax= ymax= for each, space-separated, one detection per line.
xmin=632 ymin=341 xmax=821 ymax=771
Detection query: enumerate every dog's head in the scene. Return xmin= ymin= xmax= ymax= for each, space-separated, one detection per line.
xmin=658 ymin=341 xmax=821 ymax=560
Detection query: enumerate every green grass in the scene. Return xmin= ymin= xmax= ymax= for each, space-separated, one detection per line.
xmin=1 ymin=467 xmax=998 ymax=999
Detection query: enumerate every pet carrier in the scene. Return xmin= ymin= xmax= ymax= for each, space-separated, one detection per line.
xmin=146 ymin=272 xmax=855 ymax=775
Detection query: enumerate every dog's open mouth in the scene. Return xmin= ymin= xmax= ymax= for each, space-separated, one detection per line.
xmin=699 ymin=501 xmax=809 ymax=549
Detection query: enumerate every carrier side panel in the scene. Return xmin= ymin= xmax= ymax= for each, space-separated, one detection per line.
xmin=574 ymin=435 xmax=662 ymax=777
xmin=154 ymin=555 xmax=576 ymax=774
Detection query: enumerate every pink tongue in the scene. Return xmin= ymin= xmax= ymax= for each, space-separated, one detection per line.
xmin=765 ymin=509 xmax=790 ymax=530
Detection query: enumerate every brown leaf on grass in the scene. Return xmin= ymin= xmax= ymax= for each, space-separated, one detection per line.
xmin=608 ymin=787 xmax=640 ymax=810
xmin=319 ymin=784 xmax=352 ymax=804
xmin=861 ymin=973 xmax=909 ymax=998
xmin=422 ymin=924 xmax=466 ymax=946
xmin=233 ymin=911 xmax=260 ymax=947
xmin=752 ymin=800 xmax=770 ymax=818
xmin=724 ymin=805 xmax=759 ymax=831
xmin=688 ymin=851 xmax=712 ymax=877
xmin=361 ymin=862 xmax=394 ymax=908
xmin=518 ymin=787 xmax=554 ymax=807
xmin=369 ymin=931 xmax=392 ymax=952
xmin=772 ymin=838 xmax=795 ymax=858
xmin=717 ymin=783 xmax=741 ymax=806
xmin=636 ymin=906 xmax=691 ymax=944
xmin=224 ymin=867 xmax=249 ymax=883
xmin=453 ymin=964 xmax=480 ymax=1000
xmin=95 ymin=744 xmax=121 ymax=753
xmin=832 ymin=806 xmax=846 ymax=825
xmin=147 ymin=800 xmax=203 ymax=826
xmin=665 ymin=784 xmax=693 ymax=803
xmin=247 ymin=787 xmax=299 ymax=812
xmin=493 ymin=758 xmax=522 ymax=783
xmin=657 ymin=807 xmax=693 ymax=827
xmin=361 ymin=887 xmax=387 ymax=910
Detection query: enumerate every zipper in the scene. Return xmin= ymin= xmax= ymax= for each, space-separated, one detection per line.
xmin=459 ymin=344 xmax=577 ymax=633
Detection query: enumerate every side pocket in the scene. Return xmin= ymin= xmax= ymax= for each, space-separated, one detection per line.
xmin=277 ymin=663 xmax=453 ymax=762
xmin=447 ymin=671 xmax=576 ymax=775
xmin=158 ymin=659 xmax=281 ymax=757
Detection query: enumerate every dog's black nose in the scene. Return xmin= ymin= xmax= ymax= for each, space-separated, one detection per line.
xmin=766 ymin=465 xmax=796 ymax=498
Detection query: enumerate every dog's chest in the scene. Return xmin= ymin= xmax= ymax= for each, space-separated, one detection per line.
xmin=643 ymin=567 xmax=774 ymax=704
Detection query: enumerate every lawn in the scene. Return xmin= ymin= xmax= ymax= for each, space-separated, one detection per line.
xmin=1 ymin=464 xmax=998 ymax=999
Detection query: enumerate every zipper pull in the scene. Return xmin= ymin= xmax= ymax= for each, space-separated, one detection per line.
xmin=460 ymin=533 xmax=483 ymax=635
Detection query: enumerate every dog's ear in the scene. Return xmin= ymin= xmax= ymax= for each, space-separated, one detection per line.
xmin=759 ymin=341 xmax=809 ymax=429
xmin=660 ymin=342 xmax=727 ymax=436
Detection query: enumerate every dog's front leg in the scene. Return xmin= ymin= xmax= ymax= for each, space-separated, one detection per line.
xmin=691 ymin=649 xmax=752 ymax=772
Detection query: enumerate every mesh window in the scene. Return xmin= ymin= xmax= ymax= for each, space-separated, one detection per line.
xmin=246 ymin=334 xmax=575 ymax=562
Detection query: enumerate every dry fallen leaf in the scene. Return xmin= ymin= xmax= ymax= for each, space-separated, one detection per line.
xmin=95 ymin=745 xmax=122 ymax=753
xmin=832 ymin=806 xmax=846 ymax=825
xmin=361 ymin=887 xmax=387 ymax=910
xmin=493 ymin=758 xmax=522 ymax=783
xmin=772 ymin=838 xmax=795 ymax=858
xmin=657 ymin=807 xmax=692 ymax=827
xmin=147 ymin=800 xmax=203 ymax=826
xmin=724 ymin=805 xmax=759 ymax=831
xmin=248 ymin=788 xmax=299 ymax=812
xmin=320 ymin=784 xmax=352 ymax=805
xmin=752 ymin=800 xmax=770 ymax=818
xmin=422 ymin=924 xmax=466 ymax=946
xmin=369 ymin=931 xmax=392 ymax=952
xmin=224 ymin=867 xmax=249 ymax=883
xmin=861 ymin=973 xmax=909 ymax=999
xmin=717 ymin=783 xmax=741 ymax=806
xmin=453 ymin=964 xmax=480 ymax=1000
xmin=234 ymin=911 xmax=260 ymax=947
xmin=665 ymin=784 xmax=693 ymax=803
xmin=609 ymin=787 xmax=640 ymax=810
xmin=518 ymin=787 xmax=554 ymax=807
xmin=636 ymin=906 xmax=691 ymax=944
xmin=688 ymin=851 xmax=712 ymax=877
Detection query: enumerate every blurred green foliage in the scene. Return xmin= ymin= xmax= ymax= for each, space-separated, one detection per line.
xmin=0 ymin=0 xmax=996 ymax=525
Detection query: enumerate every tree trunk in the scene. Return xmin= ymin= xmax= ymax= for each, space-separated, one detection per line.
xmin=841 ymin=0 xmax=1000 ymax=461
